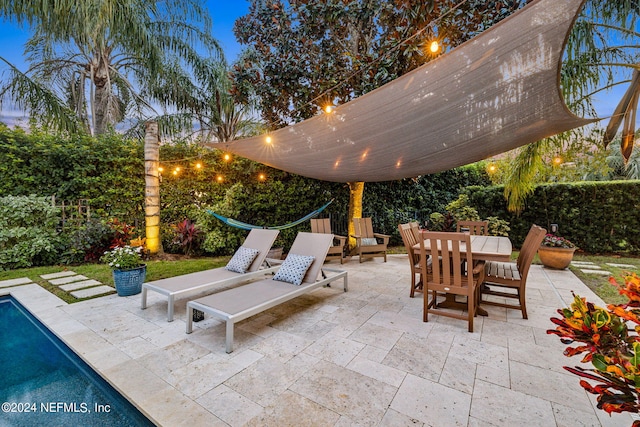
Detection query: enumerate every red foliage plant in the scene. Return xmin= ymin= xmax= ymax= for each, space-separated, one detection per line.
xmin=548 ymin=273 xmax=640 ymax=425
xmin=108 ymin=218 xmax=136 ymax=248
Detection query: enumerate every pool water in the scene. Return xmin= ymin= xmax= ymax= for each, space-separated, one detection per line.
xmin=0 ymin=296 xmax=155 ymax=427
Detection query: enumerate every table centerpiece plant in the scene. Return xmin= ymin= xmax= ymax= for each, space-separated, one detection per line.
xmin=538 ymin=233 xmax=577 ymax=269
xmin=101 ymin=245 xmax=146 ymax=296
xmin=548 ymin=274 xmax=640 ymax=425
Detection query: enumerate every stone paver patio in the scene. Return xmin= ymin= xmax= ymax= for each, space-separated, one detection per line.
xmin=2 ymin=255 xmax=635 ymax=426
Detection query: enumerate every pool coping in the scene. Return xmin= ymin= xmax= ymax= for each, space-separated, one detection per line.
xmin=1 ymin=284 xmax=216 ymax=426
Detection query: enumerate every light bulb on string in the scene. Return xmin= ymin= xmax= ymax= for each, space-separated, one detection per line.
xmin=265 ymin=135 xmax=272 ymax=144
xmin=324 ymin=105 xmax=334 ymax=114
xmin=216 ymin=175 xmax=223 ymax=183
xmin=195 ymin=162 xmax=202 ymax=169
xmin=258 ymin=173 xmax=266 ymax=181
xmin=223 ymin=153 xmax=231 ymax=162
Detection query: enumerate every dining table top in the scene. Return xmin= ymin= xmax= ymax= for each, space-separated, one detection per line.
xmin=413 ymin=234 xmax=512 ymax=263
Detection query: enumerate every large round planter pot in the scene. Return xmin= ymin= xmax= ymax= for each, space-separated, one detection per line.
xmin=112 ymin=264 xmax=146 ymax=296
xmin=538 ymin=246 xmax=575 ymax=270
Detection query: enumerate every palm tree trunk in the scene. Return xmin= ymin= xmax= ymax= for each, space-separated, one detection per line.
xmin=347 ymin=181 xmax=364 ymax=249
xmin=145 ymin=121 xmax=162 ymax=254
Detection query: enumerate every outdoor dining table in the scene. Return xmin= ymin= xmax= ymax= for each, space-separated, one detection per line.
xmin=412 ymin=234 xmax=512 ymax=263
xmin=412 ymin=233 xmax=513 ymax=316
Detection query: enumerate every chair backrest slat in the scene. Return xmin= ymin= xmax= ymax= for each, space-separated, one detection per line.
xmin=354 ymin=217 xmax=375 ymax=238
xmin=517 ymin=224 xmax=547 ymax=278
xmin=421 ymin=231 xmax=473 ymax=288
xmin=310 ymin=218 xmax=332 ymax=234
xmin=398 ymin=222 xmax=418 ymax=263
xmin=457 ymin=220 xmax=489 ymax=236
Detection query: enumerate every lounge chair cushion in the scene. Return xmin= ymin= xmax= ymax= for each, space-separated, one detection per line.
xmin=225 ymin=246 xmax=260 ymax=273
xmin=361 ymin=237 xmax=378 ymax=246
xmin=272 ymin=253 xmax=315 ymax=285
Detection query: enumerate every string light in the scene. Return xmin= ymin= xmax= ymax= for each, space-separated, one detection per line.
xmin=324 ymin=105 xmax=334 ymax=114
xmin=553 ymin=155 xmax=563 ymax=166
xmin=258 ymin=173 xmax=266 ymax=181
xmin=216 ymin=175 xmax=224 ymax=183
xmin=158 ymin=166 xmax=164 ymax=172
xmin=487 ymin=162 xmax=497 ymax=173
xmin=195 ymin=162 xmax=202 ymax=169
xmin=223 ymin=153 xmax=231 ymax=162
xmin=429 ymin=40 xmax=440 ymax=53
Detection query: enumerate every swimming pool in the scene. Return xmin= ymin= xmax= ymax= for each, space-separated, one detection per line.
xmin=0 ymin=295 xmax=155 ymax=426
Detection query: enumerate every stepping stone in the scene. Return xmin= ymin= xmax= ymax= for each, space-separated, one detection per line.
xmin=577 ymin=264 xmax=602 ymax=269
xmin=40 ymin=271 xmax=77 ymax=280
xmin=0 ymin=277 xmax=33 ymax=288
xmin=606 ymin=263 xmax=637 ymax=269
xmin=70 ymin=286 xmax=115 ymax=299
xmin=59 ymin=280 xmax=102 ymax=292
xmin=49 ymin=275 xmax=89 ymax=285
xmin=580 ymin=269 xmax=612 ymax=275
xmin=570 ymin=261 xmax=595 ymax=265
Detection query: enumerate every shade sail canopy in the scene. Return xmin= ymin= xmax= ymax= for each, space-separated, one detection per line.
xmin=223 ymin=0 xmax=594 ymax=183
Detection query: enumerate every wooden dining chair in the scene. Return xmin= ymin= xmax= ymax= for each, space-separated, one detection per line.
xmin=457 ymin=220 xmax=489 ymax=235
xmin=352 ymin=217 xmax=390 ymax=263
xmin=419 ymin=231 xmax=484 ymax=332
xmin=398 ymin=222 xmax=431 ymax=297
xmin=480 ymin=224 xmax=546 ymax=319
xmin=310 ymin=218 xmax=346 ymax=263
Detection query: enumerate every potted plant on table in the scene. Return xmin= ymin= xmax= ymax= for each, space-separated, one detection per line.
xmin=101 ymin=245 xmax=146 ymax=296
xmin=538 ymin=233 xmax=576 ymax=269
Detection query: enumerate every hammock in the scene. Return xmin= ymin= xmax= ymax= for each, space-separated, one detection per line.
xmin=208 ymin=200 xmax=333 ymax=231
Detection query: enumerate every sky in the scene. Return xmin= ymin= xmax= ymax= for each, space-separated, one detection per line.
xmin=0 ymin=1 xmax=630 ymax=127
xmin=0 ymin=2 xmax=250 ymax=67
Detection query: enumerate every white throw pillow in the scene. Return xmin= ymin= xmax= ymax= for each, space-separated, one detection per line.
xmin=272 ymin=253 xmax=315 ymax=286
xmin=360 ymin=237 xmax=378 ymax=246
xmin=225 ymin=246 xmax=260 ymax=273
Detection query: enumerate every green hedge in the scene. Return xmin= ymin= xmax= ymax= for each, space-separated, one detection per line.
xmin=465 ymin=181 xmax=640 ymax=253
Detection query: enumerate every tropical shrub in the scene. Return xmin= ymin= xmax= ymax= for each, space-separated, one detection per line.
xmin=171 ymin=219 xmax=203 ymax=256
xmin=548 ymin=274 xmax=640 ymax=423
xmin=61 ymin=218 xmax=115 ymax=263
xmin=0 ymin=195 xmax=63 ymax=270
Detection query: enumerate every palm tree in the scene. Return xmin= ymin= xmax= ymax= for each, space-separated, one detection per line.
xmin=0 ymin=0 xmax=222 ymax=135
xmin=195 ymin=59 xmax=262 ymax=143
xmin=500 ymin=0 xmax=640 ymax=212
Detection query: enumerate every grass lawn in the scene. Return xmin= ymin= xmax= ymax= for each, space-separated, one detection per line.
xmin=566 ymin=253 xmax=639 ymax=305
xmin=0 ymin=256 xmax=228 ymax=304
xmin=1 ymin=251 xmax=638 ymax=305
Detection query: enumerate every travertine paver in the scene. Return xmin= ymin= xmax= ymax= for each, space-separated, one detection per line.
xmin=7 ymin=257 xmax=634 ymax=427
xmin=580 ymin=269 xmax=612 ymax=275
xmin=69 ymin=285 xmax=115 ymax=298
xmin=40 ymin=271 xmax=78 ymax=280
xmin=49 ymin=275 xmax=89 ymax=285
xmin=606 ymin=263 xmax=637 ymax=269
xmin=0 ymin=277 xmax=33 ymax=287
xmin=60 ymin=280 xmax=103 ymax=291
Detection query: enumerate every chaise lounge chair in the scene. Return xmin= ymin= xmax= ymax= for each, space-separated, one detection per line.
xmin=186 ymin=232 xmax=348 ymax=353
xmin=141 ymin=228 xmax=280 ymax=321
